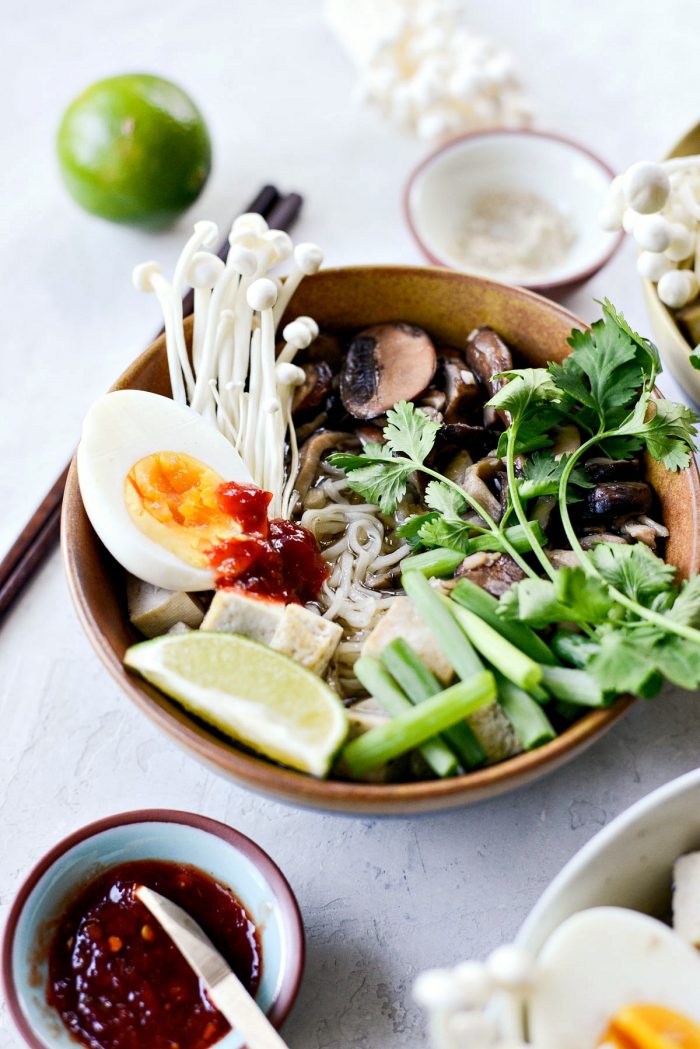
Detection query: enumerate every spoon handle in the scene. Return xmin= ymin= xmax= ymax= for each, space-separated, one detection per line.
xmin=211 ymin=971 xmax=290 ymax=1049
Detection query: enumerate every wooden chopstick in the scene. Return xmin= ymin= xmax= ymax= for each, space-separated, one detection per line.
xmin=0 ymin=183 xmax=303 ymax=621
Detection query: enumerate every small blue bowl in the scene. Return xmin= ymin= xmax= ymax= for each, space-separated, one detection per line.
xmin=2 ymin=809 xmax=304 ymax=1049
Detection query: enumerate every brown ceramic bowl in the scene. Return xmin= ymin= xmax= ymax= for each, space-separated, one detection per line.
xmin=62 ymin=266 xmax=700 ymax=815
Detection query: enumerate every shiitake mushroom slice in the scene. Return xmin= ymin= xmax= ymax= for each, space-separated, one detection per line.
xmin=340 ymin=323 xmax=437 ymax=419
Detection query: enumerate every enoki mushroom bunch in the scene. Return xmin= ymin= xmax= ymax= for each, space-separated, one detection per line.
xmin=413 ymin=946 xmax=535 ymax=1049
xmin=133 ymin=217 xmax=323 ymax=517
xmin=327 ymin=0 xmax=531 ymax=142
xmin=601 ymin=159 xmax=700 ymax=309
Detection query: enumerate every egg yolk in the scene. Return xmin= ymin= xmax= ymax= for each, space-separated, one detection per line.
xmin=125 ymin=452 xmax=242 ymax=567
xmin=599 ymin=1004 xmax=700 ymax=1049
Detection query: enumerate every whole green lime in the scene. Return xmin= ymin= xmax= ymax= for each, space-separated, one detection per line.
xmin=57 ymin=74 xmax=212 ymax=230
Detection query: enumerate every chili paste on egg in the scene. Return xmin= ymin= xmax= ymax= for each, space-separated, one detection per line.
xmin=47 ymin=859 xmax=261 ymax=1049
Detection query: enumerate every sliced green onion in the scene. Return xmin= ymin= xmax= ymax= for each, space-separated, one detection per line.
xmin=494 ymin=672 xmax=556 ymax=751
xmin=469 ymin=521 xmax=547 ymax=555
xmin=380 ymin=639 xmax=486 ymax=769
xmin=402 ymin=570 xmax=483 ymax=679
xmin=401 ymin=548 xmax=465 ymax=578
xmin=340 ymin=672 xmax=497 ymax=777
xmin=354 ymin=656 xmax=458 ymax=778
xmin=446 ymin=599 xmax=543 ymax=692
xmin=452 ymin=578 xmax=558 ymax=666
xmin=539 ymin=664 xmax=607 ymax=707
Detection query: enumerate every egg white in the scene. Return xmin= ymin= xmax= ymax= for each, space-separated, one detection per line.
xmin=528 ymin=907 xmax=700 ymax=1048
xmin=77 ymin=390 xmax=253 ymax=591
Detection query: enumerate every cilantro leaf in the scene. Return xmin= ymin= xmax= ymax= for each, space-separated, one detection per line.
xmin=383 ymin=401 xmax=439 ymax=463
xmin=667 ymin=575 xmax=700 ymax=627
xmin=396 ymin=512 xmax=439 ymax=550
xmin=589 ymin=542 xmax=677 ymax=606
xmin=418 ymin=517 xmax=473 ymax=553
xmin=586 ymin=632 xmax=662 ymax=696
xmin=342 ymin=461 xmax=415 ymax=514
xmin=635 ymin=399 xmax=697 ymax=471
xmin=599 ymin=299 xmax=660 ymax=376
xmin=499 ymin=567 xmax=613 ymax=628
xmin=690 ymin=352 xmax=700 ymax=371
xmin=518 ymin=451 xmax=593 ymax=501
xmin=652 ymin=635 xmax=700 ymax=690
xmin=424 ymin=480 xmax=467 ymax=517
xmin=486 ymin=368 xmax=560 ymax=420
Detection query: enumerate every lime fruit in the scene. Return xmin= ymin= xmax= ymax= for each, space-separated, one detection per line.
xmin=124 ymin=632 xmax=349 ymax=777
xmin=56 ymin=74 xmax=212 ymax=230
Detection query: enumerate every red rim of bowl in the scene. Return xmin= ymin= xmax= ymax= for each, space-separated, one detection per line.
xmin=1 ymin=808 xmax=305 ymax=1049
xmin=403 ymin=126 xmax=625 ymax=293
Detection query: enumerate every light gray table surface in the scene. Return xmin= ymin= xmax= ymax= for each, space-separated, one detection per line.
xmin=3 ymin=1 xmax=700 ymax=1046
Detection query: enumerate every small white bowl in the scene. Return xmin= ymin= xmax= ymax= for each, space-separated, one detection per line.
xmin=405 ymin=128 xmax=623 ymax=293
xmin=500 ymin=768 xmax=700 ymax=1038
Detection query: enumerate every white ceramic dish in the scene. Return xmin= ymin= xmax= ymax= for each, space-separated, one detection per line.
xmin=405 ymin=129 xmax=623 ymax=293
xmin=500 ymin=768 xmax=700 ymax=1039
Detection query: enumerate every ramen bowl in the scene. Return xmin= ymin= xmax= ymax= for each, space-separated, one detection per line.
xmin=62 ymin=266 xmax=700 ymax=815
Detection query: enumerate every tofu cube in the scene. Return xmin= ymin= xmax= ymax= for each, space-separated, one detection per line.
xmin=362 ymin=596 xmax=454 ymax=685
xmin=201 ymin=589 xmax=284 ymax=644
xmin=270 ymin=604 xmax=342 ymax=676
xmin=127 ymin=576 xmax=205 ymax=638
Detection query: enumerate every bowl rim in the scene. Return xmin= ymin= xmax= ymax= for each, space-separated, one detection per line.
xmin=516 ymin=766 xmax=700 ymax=951
xmin=403 ymin=126 xmax=624 ymax=293
xmin=1 ymin=808 xmax=305 ymax=1049
xmin=61 ymin=263 xmax=700 ymax=814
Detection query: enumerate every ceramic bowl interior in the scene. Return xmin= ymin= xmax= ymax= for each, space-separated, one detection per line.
xmin=641 ymin=120 xmax=700 ymax=405
xmin=405 ymin=129 xmax=622 ymax=291
xmin=500 ymin=768 xmax=700 ymax=1039
xmin=3 ymin=811 xmax=304 ymax=1049
xmin=62 ymin=266 xmax=700 ymax=815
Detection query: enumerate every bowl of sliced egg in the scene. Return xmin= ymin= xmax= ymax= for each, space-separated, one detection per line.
xmin=512 ymin=766 xmax=700 ymax=1045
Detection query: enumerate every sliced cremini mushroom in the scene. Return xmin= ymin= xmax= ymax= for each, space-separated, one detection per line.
xmin=586 ymin=481 xmax=652 ymax=517
xmin=294 ymin=430 xmax=359 ymax=502
xmin=619 ymin=520 xmax=658 ymax=548
xmin=340 ymin=323 xmax=437 ymax=419
xmin=455 ymin=551 xmax=525 ymax=597
xmin=418 ymin=387 xmax=447 ymax=412
xmin=292 ymin=361 xmax=333 ymax=416
xmin=546 ymin=549 xmax=580 ymax=568
xmin=356 ymin=423 xmax=386 ymax=447
xmin=462 ymin=458 xmax=504 ymax=521
xmin=440 ymin=356 xmax=480 ymax=423
xmin=580 ymin=532 xmax=629 ymax=549
xmin=464 ymin=326 xmax=513 ymax=393
xmin=583 ymin=457 xmax=641 ymax=482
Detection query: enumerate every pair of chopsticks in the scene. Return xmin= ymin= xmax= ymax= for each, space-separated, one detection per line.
xmin=0 ymin=184 xmax=303 ymax=622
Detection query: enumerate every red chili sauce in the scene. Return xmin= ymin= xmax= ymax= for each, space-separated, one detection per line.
xmin=47 ymin=860 xmax=261 ymax=1049
xmin=208 ymin=481 xmax=328 ymax=603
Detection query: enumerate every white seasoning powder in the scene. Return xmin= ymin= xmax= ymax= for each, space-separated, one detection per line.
xmin=452 ymin=189 xmax=577 ymax=281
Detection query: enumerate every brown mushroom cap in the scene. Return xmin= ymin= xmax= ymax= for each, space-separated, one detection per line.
xmin=340 ymin=323 xmax=437 ymax=419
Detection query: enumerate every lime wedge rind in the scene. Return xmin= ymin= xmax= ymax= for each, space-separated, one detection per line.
xmin=124 ymin=632 xmax=348 ymax=777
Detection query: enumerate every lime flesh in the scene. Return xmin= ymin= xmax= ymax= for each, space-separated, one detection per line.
xmin=124 ymin=632 xmax=348 ymax=777
xmin=57 ymin=74 xmax=212 ymax=230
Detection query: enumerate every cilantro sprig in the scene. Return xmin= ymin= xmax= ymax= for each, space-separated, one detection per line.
xmin=328 ymin=401 xmax=537 ymax=577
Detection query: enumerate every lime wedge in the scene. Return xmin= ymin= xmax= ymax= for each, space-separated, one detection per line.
xmin=124 ymin=632 xmax=348 ymax=777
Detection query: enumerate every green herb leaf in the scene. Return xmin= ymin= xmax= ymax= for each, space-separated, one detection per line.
xmin=667 ymin=575 xmax=700 ymax=627
xmin=589 ymin=543 xmax=677 ymax=606
xmin=689 ymin=352 xmax=700 ymax=371
xmin=383 ymin=401 xmax=440 ymax=463
xmin=424 ymin=480 xmax=467 ymax=517
xmin=635 ymin=399 xmax=697 ymax=471
xmin=342 ymin=461 xmax=415 ymax=514
xmin=486 ymin=368 xmax=560 ymax=420
xmin=652 ymin=635 xmax=700 ymax=690
xmin=518 ymin=451 xmax=593 ymax=501
xmin=499 ymin=567 xmax=613 ymax=628
xmin=396 ymin=513 xmax=439 ymax=550
xmin=586 ymin=632 xmax=661 ymax=696
xmin=418 ymin=517 xmax=474 ymax=553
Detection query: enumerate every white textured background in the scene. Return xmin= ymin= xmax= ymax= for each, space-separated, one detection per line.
xmin=2 ymin=1 xmax=700 ymax=1046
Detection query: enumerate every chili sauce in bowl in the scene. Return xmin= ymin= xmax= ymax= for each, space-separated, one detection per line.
xmin=3 ymin=810 xmax=304 ymax=1049
xmin=48 ymin=860 xmax=261 ymax=1049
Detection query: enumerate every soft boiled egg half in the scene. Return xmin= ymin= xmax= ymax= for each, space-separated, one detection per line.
xmin=77 ymin=391 xmax=253 ymax=591
xmin=528 ymin=907 xmax=700 ymax=1048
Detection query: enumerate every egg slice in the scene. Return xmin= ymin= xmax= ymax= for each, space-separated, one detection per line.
xmin=78 ymin=391 xmax=253 ymax=591
xmin=528 ymin=907 xmax=700 ymax=1049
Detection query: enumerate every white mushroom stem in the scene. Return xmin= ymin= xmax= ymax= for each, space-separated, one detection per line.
xmin=272 ymin=243 xmax=324 ymax=325
xmin=278 ymin=319 xmax=314 ymax=364
xmin=277 ymin=363 xmax=306 ymax=518
xmin=169 ymin=221 xmax=218 ymax=400
xmin=132 ymin=263 xmax=188 ymax=404
xmin=187 ymin=251 xmax=226 ymax=376
xmin=213 ymin=310 xmax=236 ymax=428
xmin=243 ymin=328 xmax=263 ymax=482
